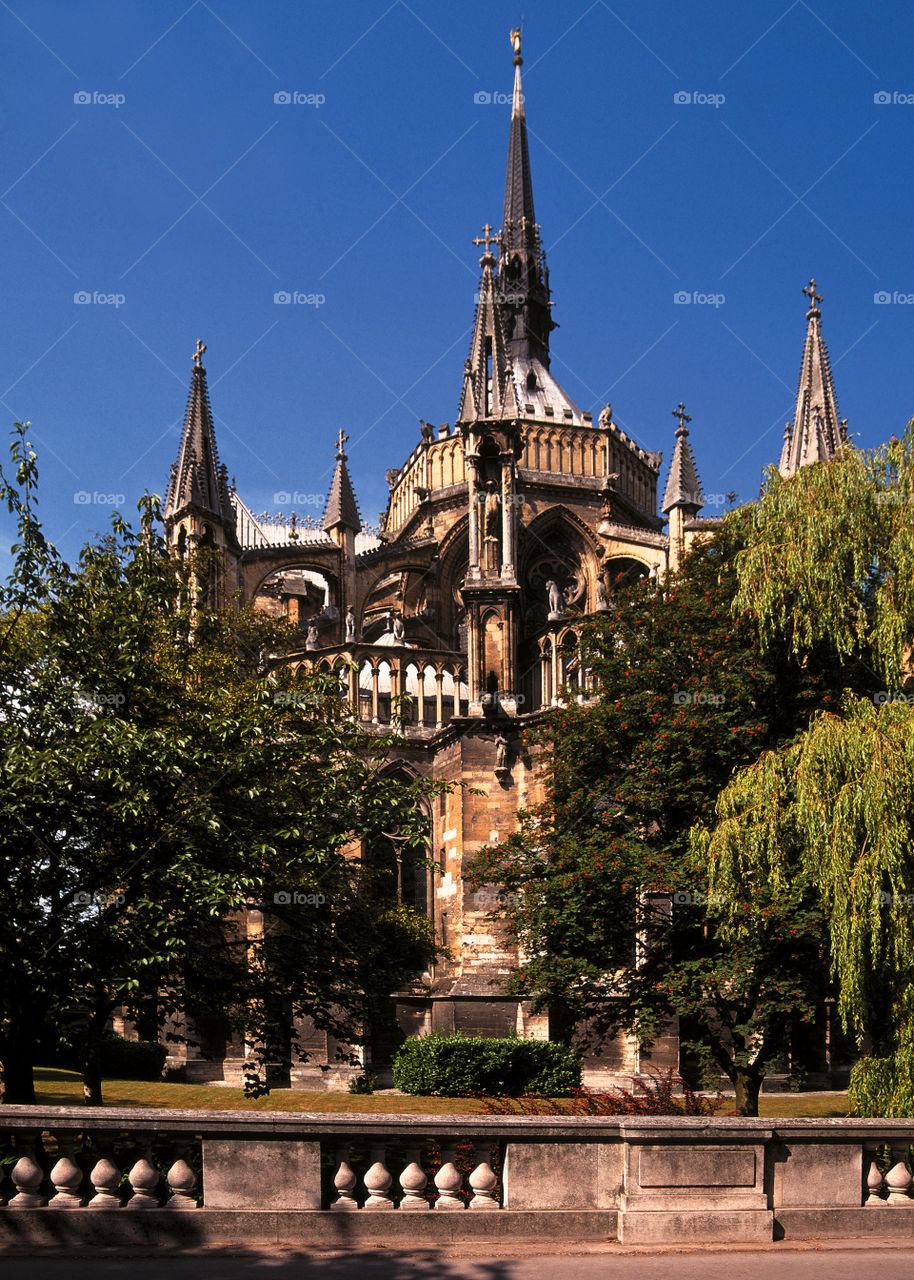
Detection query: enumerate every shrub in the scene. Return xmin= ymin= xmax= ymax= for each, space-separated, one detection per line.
xmin=392 ymin=1033 xmax=581 ymax=1097
xmin=99 ymin=1033 xmax=167 ymax=1081
xmin=348 ymin=1071 xmax=376 ymax=1095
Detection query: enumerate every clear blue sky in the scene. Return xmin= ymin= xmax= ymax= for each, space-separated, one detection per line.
xmin=1 ymin=0 xmax=912 ymax=561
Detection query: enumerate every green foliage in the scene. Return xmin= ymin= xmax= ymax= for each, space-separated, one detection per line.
xmin=470 ymin=516 xmax=848 ymax=1112
xmin=0 ymin=423 xmax=445 ymax=1103
xmin=392 ymin=1033 xmax=582 ymax=1097
xmin=849 ymin=1021 xmax=914 ymax=1117
xmin=348 ymin=1071 xmax=377 ymax=1095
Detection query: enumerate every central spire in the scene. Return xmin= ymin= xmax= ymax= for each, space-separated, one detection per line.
xmin=498 ymin=28 xmax=553 ymax=367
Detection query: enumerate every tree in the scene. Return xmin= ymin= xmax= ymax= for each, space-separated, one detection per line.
xmin=694 ymin=424 xmax=914 ymax=1115
xmin=0 ymin=425 xmax=442 ymax=1103
xmin=470 ymin=515 xmax=866 ymax=1114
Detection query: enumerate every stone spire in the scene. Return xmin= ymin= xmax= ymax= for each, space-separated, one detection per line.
xmin=165 ymin=339 xmax=234 ymax=529
xmin=779 ymin=279 xmax=847 ymax=478
xmin=457 ymin=234 xmax=520 ymax=424
xmin=497 ymin=29 xmax=554 ymax=367
xmin=322 ymin=429 xmax=362 ymax=533
xmin=662 ymin=403 xmax=704 ymax=513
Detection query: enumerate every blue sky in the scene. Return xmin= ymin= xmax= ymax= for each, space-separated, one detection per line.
xmin=1 ymin=0 xmax=912 ymax=562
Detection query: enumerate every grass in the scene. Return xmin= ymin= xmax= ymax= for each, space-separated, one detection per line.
xmin=30 ymin=1068 xmax=850 ymax=1117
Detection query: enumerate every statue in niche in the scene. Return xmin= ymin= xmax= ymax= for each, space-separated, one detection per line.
xmin=546 ymin=579 xmax=566 ymax=620
xmin=345 ymin=607 xmax=357 ymax=642
xmin=305 ymin=620 xmax=320 ymax=651
xmin=483 ymin=477 xmax=502 ymax=572
xmin=392 ymin=613 xmax=406 ymax=643
xmin=494 ymin=734 xmax=510 ymax=776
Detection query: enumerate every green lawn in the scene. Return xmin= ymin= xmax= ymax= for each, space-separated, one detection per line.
xmin=30 ymin=1068 xmax=849 ymax=1117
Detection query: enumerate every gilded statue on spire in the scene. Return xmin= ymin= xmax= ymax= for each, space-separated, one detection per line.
xmin=510 ymin=26 xmax=523 ymax=64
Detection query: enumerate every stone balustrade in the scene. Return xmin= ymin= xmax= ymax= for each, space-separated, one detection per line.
xmin=0 ymin=1109 xmax=911 ymax=1249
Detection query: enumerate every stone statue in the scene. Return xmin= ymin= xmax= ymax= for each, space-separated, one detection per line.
xmin=546 ymin=579 xmax=565 ymax=619
xmin=345 ymin=607 xmax=357 ymax=642
xmin=305 ymin=620 xmax=319 ymax=651
xmin=495 ymin=734 xmax=510 ymax=773
xmin=483 ymin=478 xmax=501 ymax=571
xmin=392 ymin=613 xmax=405 ymax=643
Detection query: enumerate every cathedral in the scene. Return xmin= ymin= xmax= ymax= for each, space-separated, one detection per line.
xmin=160 ymin=36 xmax=846 ymax=1086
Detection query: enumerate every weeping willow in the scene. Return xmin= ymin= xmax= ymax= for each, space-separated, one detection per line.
xmin=731 ymin=420 xmax=914 ymax=687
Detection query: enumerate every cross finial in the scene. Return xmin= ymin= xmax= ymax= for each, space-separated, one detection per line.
xmin=193 ymin=338 xmax=207 ymax=368
xmin=335 ymin=428 xmax=348 ymax=458
xmin=673 ymin=402 xmax=691 ymax=433
xmin=803 ymin=278 xmax=823 ymax=313
xmin=472 ymin=223 xmax=499 ymax=261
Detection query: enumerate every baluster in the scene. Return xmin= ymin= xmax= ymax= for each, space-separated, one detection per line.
xmin=468 ymin=1145 xmax=498 ymax=1209
xmin=330 ymin=1145 xmax=358 ymax=1210
xmin=363 ymin=1145 xmax=394 ymax=1209
xmin=434 ymin=1144 xmax=464 ymax=1210
xmin=88 ymin=1148 xmax=123 ymax=1209
xmin=885 ymin=1144 xmax=913 ymax=1205
xmin=864 ymin=1145 xmax=885 ymax=1205
xmin=399 ymin=1147 xmax=429 ymax=1210
xmin=8 ymin=1134 xmax=45 ymax=1207
xmin=165 ymin=1144 xmax=197 ymax=1209
xmin=126 ymin=1149 xmax=161 ymax=1208
xmin=48 ymin=1136 xmax=84 ymax=1208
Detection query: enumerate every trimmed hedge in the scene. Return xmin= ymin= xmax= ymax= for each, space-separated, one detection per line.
xmin=99 ymin=1033 xmax=168 ymax=1081
xmin=392 ymin=1032 xmax=582 ymax=1097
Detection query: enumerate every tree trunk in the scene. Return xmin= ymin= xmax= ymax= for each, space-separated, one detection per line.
xmin=82 ymin=1013 xmax=105 ymax=1106
xmin=733 ymin=1068 xmax=762 ymax=1116
xmin=0 ymin=1044 xmax=36 ymax=1104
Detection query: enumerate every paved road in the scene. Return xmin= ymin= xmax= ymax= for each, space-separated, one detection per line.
xmin=1 ymin=1247 xmax=913 ymax=1280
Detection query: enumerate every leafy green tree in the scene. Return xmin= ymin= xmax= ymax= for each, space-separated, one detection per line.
xmin=0 ymin=425 xmax=441 ymax=1104
xmin=470 ymin=516 xmax=864 ymax=1114
xmin=695 ymin=425 xmax=914 ymax=1115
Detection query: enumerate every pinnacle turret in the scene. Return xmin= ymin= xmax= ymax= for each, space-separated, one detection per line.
xmin=457 ymin=235 xmax=520 ymax=425
xmin=779 ymin=279 xmax=846 ymax=478
xmin=322 ymin=429 xmax=362 ymax=533
xmin=165 ymin=340 xmax=235 ymax=531
xmin=662 ymin=403 xmax=704 ymax=513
